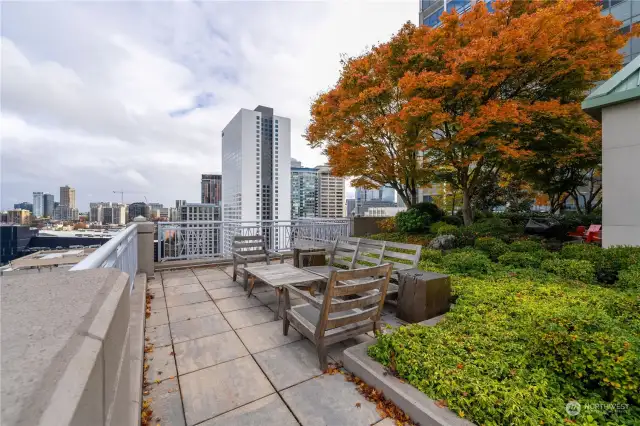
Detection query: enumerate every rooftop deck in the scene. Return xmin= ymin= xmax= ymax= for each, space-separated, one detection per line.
xmin=144 ymin=261 xmax=403 ymax=426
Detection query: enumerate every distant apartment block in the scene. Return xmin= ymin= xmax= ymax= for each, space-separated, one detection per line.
xmin=13 ymin=202 xmax=33 ymax=213
xmin=179 ymin=203 xmax=221 ymax=257
xmin=59 ymin=185 xmax=76 ymax=209
xmin=175 ymin=200 xmax=187 ymax=209
xmin=7 ymin=209 xmax=31 ymax=225
xmin=102 ymin=204 xmax=126 ymax=225
xmin=53 ymin=205 xmax=79 ymax=221
xmin=159 ymin=207 xmax=178 ymax=222
xmin=128 ymin=202 xmax=150 ymax=222
xmin=43 ymin=193 xmax=54 ymax=218
xmin=355 ymin=186 xmax=397 ymax=216
xmin=316 ymin=165 xmax=346 ymax=218
xmin=346 ymin=199 xmax=356 ymax=217
xmin=291 ymin=166 xmax=319 ymax=218
xmin=32 ymin=192 xmax=44 ymax=218
xmin=201 ymin=174 xmax=222 ymax=205
xmin=365 ymin=207 xmax=407 ymax=217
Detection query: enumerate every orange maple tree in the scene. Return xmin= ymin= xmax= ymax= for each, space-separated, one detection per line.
xmin=307 ymin=0 xmax=634 ymax=224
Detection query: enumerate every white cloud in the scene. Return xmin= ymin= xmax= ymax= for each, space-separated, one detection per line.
xmin=1 ymin=1 xmax=415 ymax=210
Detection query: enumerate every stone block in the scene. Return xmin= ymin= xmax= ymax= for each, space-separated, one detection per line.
xmin=163 ymin=276 xmax=200 ymax=287
xmin=254 ymin=340 xmax=325 ymax=390
xmin=147 ymin=309 xmax=169 ymax=327
xmin=236 ymin=320 xmax=301 ymax=354
xmin=144 ymin=377 xmax=185 ymax=426
xmin=207 ymin=286 xmax=246 ymax=300
xmin=146 ymin=345 xmax=177 ymax=383
xmin=200 ymin=279 xmax=237 ymax=290
xmin=396 ymin=269 xmax=451 ymax=323
xmin=164 ymin=284 xmax=205 ymax=297
xmin=165 ymin=291 xmax=211 ymax=308
xmin=146 ymin=324 xmax=172 ymax=347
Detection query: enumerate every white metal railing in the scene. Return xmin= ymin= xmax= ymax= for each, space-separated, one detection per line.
xmin=71 ymin=223 xmax=139 ymax=290
xmin=156 ymin=219 xmax=351 ymax=262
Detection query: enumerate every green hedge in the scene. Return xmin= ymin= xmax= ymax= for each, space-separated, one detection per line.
xmin=368 ymin=276 xmax=640 ymax=425
xmin=541 ymin=258 xmax=596 ymax=283
xmin=509 ymin=239 xmax=544 ymax=252
xmin=498 ymin=251 xmax=543 ymax=268
xmin=474 ymin=237 xmax=508 ymax=261
xmin=442 ymin=250 xmax=492 ymax=276
xmin=420 ymin=248 xmax=444 ymax=264
xmin=617 ymin=267 xmax=640 ymax=290
xmin=396 ymin=209 xmax=430 ymax=234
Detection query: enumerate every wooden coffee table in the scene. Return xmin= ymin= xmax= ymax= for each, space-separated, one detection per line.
xmin=244 ymin=263 xmax=325 ymax=320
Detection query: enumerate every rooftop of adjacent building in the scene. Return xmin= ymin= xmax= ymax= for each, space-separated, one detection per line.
xmin=1 ymin=247 xmax=99 ymax=272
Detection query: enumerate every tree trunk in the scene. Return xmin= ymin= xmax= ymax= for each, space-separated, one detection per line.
xmin=461 ymin=189 xmax=473 ymax=226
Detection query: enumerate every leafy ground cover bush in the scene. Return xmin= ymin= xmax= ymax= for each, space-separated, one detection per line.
xmin=412 ymin=202 xmax=445 ymax=222
xmin=498 ymin=251 xmax=543 ymax=268
xmin=509 ymin=239 xmax=544 ymax=252
xmin=474 ymin=237 xmax=508 ymax=261
xmin=541 ymin=258 xmax=595 ymax=283
xmin=369 ymin=276 xmax=640 ymax=425
xmin=420 ymin=248 xmax=443 ymax=264
xmin=617 ymin=266 xmax=640 ymax=290
xmin=396 ymin=209 xmax=430 ymax=234
xmin=377 ymin=217 xmax=396 ymax=232
xmin=435 ymin=224 xmax=459 ymax=236
xmin=441 ymin=250 xmax=492 ymax=276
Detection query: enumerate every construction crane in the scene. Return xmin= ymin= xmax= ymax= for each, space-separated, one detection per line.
xmin=112 ymin=190 xmax=147 ymax=204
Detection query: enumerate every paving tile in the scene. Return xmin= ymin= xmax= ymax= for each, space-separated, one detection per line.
xmin=267 ymin=298 xmax=305 ymax=319
xmin=254 ymin=340 xmax=327 ymax=390
xmin=326 ymin=342 xmax=349 ymax=364
xmin=256 ymin=291 xmax=300 ymax=306
xmin=144 ymin=377 xmax=185 ymax=426
xmin=165 ymin=291 xmax=211 ymax=308
xmin=246 ymin=282 xmax=271 ymax=294
xmin=180 ymin=356 xmax=275 ymax=426
xmin=173 ymin=331 xmax=248 ymax=375
xmin=162 ymin=270 xmax=194 ymax=280
xmin=199 ymin=394 xmax=297 ymax=426
xmin=281 ymin=373 xmax=381 ymax=426
xmin=200 ymin=279 xmax=237 ymax=290
xmin=207 ymin=286 xmax=247 ymax=300
xmin=194 ymin=268 xmax=229 ymax=279
xmin=215 ymin=295 xmax=263 ymax=313
xmin=146 ymin=324 xmax=172 ymax=347
xmin=236 ymin=320 xmax=301 ymax=354
xmin=148 ymin=281 xmax=163 ymax=290
xmin=150 ymin=296 xmax=166 ymax=311
xmin=148 ymin=286 xmax=164 ymax=298
xmin=164 ymin=276 xmax=200 ymax=287
xmin=223 ymin=306 xmax=275 ymax=329
xmin=146 ymin=345 xmax=177 ymax=383
xmin=168 ymin=301 xmax=219 ymax=323
xmin=170 ymin=314 xmax=231 ymax=343
xmin=164 ymin=283 xmax=204 ymax=297
xmin=146 ymin=309 xmax=169 ymax=327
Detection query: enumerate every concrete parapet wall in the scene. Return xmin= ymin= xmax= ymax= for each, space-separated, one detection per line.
xmin=1 ymin=268 xmax=138 ymax=426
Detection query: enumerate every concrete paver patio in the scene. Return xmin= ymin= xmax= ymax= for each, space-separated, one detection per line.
xmin=143 ymin=263 xmax=403 ymax=426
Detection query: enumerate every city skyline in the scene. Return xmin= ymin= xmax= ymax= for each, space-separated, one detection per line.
xmin=0 ymin=2 xmax=409 ymax=211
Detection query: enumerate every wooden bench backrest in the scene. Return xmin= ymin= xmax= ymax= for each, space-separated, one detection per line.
xmin=328 ymin=237 xmax=361 ymax=269
xmin=355 ymin=239 xmax=421 ymax=272
xmin=316 ymin=263 xmax=393 ymax=338
xmin=232 ymin=235 xmax=267 ymax=256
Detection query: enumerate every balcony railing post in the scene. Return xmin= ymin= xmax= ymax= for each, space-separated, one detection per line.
xmin=133 ymin=216 xmax=155 ymax=278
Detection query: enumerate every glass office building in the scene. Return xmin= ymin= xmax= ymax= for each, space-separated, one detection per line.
xmin=419 ymin=0 xmax=639 ymax=64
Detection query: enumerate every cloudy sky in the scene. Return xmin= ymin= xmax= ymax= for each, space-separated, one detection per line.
xmin=1 ymin=1 xmax=416 ymax=211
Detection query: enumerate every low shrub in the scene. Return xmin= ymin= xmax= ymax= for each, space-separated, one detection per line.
xmin=541 ymin=258 xmax=596 ymax=283
xmin=411 ymin=202 xmax=444 ymax=223
xmin=396 ymin=209 xmax=430 ymax=234
xmin=435 ymin=224 xmax=459 ymax=236
xmin=509 ymin=239 xmax=544 ymax=252
xmin=369 ymin=277 xmax=640 ymax=425
xmin=467 ymin=217 xmax=516 ymax=238
xmin=474 ymin=237 xmax=508 ymax=261
xmin=420 ymin=248 xmax=443 ymax=264
xmin=560 ymin=243 xmax=603 ymax=263
xmin=498 ymin=251 xmax=542 ymax=268
xmin=442 ymin=250 xmax=492 ymax=275
xmin=617 ymin=266 xmax=640 ymax=290
xmin=597 ymin=246 xmax=640 ymax=284
xmin=377 ymin=217 xmax=396 ymax=233
xmin=442 ymin=215 xmax=463 ymax=226
xmin=429 ymin=221 xmax=449 ymax=234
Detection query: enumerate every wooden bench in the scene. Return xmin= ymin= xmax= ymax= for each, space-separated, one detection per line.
xmin=301 ymin=237 xmax=422 ymax=297
xmin=231 ymin=235 xmax=284 ymax=290
xmin=282 ymin=263 xmax=393 ymax=369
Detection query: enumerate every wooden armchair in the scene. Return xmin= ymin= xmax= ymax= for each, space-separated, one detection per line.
xmin=299 ymin=236 xmax=361 ymax=277
xmin=282 ymin=263 xmax=393 ymax=370
xmin=232 ymin=235 xmax=283 ymax=289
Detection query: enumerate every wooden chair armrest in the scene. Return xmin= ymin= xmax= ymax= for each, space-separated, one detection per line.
xmin=233 ymin=252 xmax=248 ymax=261
xmin=283 ymin=284 xmax=323 ymax=309
xmin=299 ymin=250 xmax=330 ymax=257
